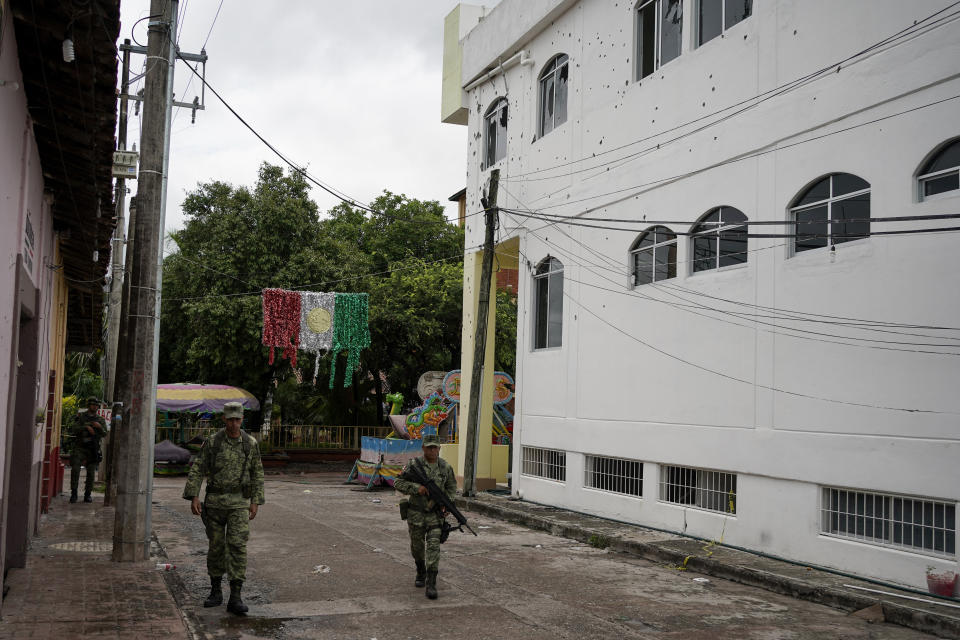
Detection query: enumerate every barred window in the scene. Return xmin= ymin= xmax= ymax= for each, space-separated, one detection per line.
xmin=585 ymin=455 xmax=643 ymax=497
xmin=659 ymin=465 xmax=736 ymax=514
xmin=521 ymin=446 xmax=566 ymax=482
xmin=821 ymin=487 xmax=956 ymax=557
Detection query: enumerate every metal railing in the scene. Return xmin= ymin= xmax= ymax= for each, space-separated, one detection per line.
xmin=265 ymin=425 xmax=392 ymax=450
xmin=155 ymin=420 xmax=217 ymax=445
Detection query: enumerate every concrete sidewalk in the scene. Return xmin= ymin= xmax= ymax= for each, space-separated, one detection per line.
xmin=0 ymin=491 xmax=190 ymax=639
xmin=458 ymin=492 xmax=960 ymax=639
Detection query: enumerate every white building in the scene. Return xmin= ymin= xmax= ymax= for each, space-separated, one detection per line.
xmin=443 ymin=0 xmax=960 ymax=590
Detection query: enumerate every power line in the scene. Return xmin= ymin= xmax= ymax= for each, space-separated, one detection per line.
xmin=499 ymin=4 xmax=960 ymax=185
xmin=508 ymin=93 xmax=960 ymax=217
xmin=176 ymin=54 xmax=378 ymax=214
xmin=504 ymin=239 xmax=960 ymax=414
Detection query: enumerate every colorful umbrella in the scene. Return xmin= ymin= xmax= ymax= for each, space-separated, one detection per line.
xmin=155 ymin=384 xmax=261 ymax=413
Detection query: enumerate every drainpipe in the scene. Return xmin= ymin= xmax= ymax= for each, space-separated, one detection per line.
xmin=463 ymin=50 xmax=534 ymax=92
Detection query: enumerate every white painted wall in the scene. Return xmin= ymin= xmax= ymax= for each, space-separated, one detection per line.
xmin=452 ymin=0 xmax=960 ymax=588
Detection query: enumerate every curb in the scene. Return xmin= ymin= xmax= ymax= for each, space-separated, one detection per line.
xmin=457 ymin=496 xmax=960 ymax=639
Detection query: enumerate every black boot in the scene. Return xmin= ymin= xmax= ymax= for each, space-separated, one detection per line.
xmin=83 ymin=492 xmax=93 ymax=503
xmin=203 ymin=576 xmax=223 ymax=607
xmin=227 ymin=580 xmax=248 ymax=615
xmin=425 ymin=570 xmax=438 ymax=600
xmin=69 ymin=491 xmax=78 ymax=503
xmin=414 ymin=560 xmax=426 ymax=588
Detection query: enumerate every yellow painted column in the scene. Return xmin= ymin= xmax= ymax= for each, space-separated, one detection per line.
xmin=456 ymin=249 xmax=498 ymax=489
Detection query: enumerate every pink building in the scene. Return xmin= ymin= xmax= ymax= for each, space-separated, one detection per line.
xmin=0 ymin=0 xmax=119 ymax=609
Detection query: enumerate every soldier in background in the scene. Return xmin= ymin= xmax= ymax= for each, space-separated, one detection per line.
xmin=183 ymin=402 xmax=265 ymax=615
xmin=69 ymin=396 xmax=106 ymax=503
xmin=394 ymin=434 xmax=457 ymax=599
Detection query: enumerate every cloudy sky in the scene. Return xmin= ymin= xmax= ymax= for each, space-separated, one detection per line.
xmin=118 ymin=1 xmax=497 ymax=233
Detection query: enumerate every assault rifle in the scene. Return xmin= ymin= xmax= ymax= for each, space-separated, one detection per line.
xmin=405 ymin=460 xmax=478 ymax=540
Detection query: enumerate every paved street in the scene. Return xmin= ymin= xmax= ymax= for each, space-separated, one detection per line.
xmin=151 ymin=472 xmax=932 ymax=640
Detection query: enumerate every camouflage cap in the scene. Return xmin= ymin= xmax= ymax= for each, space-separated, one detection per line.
xmin=86 ymin=396 xmax=100 ymax=406
xmin=222 ymin=402 xmax=244 ymax=419
xmin=422 ymin=434 xmax=441 ymax=447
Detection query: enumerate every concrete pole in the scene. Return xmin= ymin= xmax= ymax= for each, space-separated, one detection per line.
xmin=102 ymin=39 xmax=131 ymax=506
xmin=462 ymin=169 xmax=498 ymax=496
xmin=112 ymin=0 xmax=177 ymax=562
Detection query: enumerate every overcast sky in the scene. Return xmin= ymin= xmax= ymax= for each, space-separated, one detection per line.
xmin=118 ymin=1 xmax=496 ymax=234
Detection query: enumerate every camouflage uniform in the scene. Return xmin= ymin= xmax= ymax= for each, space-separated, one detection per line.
xmin=394 ymin=451 xmax=457 ymax=577
xmin=183 ymin=428 xmax=265 ymax=582
xmin=69 ymin=402 xmax=106 ymax=502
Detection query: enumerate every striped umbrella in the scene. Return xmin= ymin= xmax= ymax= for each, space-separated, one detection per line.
xmin=155 ymin=384 xmax=261 ymax=413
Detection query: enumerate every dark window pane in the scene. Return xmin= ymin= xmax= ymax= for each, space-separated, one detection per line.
xmin=724 ymin=0 xmax=752 ymax=29
xmin=548 ymin=271 xmax=563 ymax=348
xmin=635 ymin=233 xmax=654 ymax=250
xmin=832 ymin=173 xmax=870 ymax=197
xmin=692 ymin=234 xmax=715 ymax=272
xmin=484 ymin=113 xmax=497 ymax=167
xmin=795 ymin=205 xmax=828 ymax=252
xmin=535 ymin=275 xmax=549 ymax=348
xmin=496 ymin=105 xmax=507 ymax=163
xmin=654 ymin=242 xmax=676 ymax=281
xmin=924 ymin=140 xmax=960 ymax=174
xmin=796 ymin=177 xmax=830 ymax=207
xmin=699 ymin=0 xmax=722 ymax=44
xmin=634 ymin=250 xmax=653 ymax=285
xmin=556 ymin=62 xmax=568 ymax=128
xmin=922 ymin=172 xmax=959 ymax=197
xmin=661 ymin=0 xmax=683 ymax=66
xmin=719 ymin=225 xmax=748 ymax=267
xmin=540 ymin=74 xmax=555 ymax=136
xmin=656 ymin=227 xmax=676 ymax=244
xmin=831 ymin=193 xmax=870 ymax=244
xmin=720 ymin=207 xmax=746 ymax=224
xmin=638 ymin=1 xmax=656 ymax=79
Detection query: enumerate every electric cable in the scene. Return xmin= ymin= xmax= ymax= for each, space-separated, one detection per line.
xmin=505 ymin=236 xmax=960 ymax=414
xmin=499 ymin=4 xmax=960 ymax=184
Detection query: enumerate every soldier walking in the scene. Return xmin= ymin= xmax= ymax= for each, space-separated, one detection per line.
xmin=69 ymin=396 xmax=106 ymax=503
xmin=183 ymin=402 xmax=265 ymax=615
xmin=394 ymin=434 xmax=457 ymax=599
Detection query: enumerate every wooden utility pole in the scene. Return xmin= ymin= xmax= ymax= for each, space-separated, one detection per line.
xmin=462 ymin=169 xmax=498 ymax=496
xmin=112 ymin=0 xmax=177 ymax=562
xmin=102 ymin=39 xmax=132 ymax=507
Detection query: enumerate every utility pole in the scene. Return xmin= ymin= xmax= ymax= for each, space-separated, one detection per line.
xmin=462 ymin=169 xmax=498 ymax=497
xmin=102 ymin=39 xmax=132 ymax=507
xmin=112 ymin=0 xmax=177 ymax=562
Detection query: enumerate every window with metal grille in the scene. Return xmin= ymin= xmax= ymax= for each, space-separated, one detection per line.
xmin=659 ymin=465 xmax=736 ymax=514
xmin=821 ymin=487 xmax=956 ymax=557
xmin=585 ymin=455 xmax=643 ymax=497
xmin=521 ymin=446 xmax=566 ymax=482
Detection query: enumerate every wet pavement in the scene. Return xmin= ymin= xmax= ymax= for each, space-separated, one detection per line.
xmin=150 ymin=472 xmax=940 ymax=640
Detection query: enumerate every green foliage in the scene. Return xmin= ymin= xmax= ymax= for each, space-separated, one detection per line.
xmin=64 ymin=352 xmax=103 ymax=401
xmin=160 ymin=164 xmax=467 ymax=426
xmin=494 ymin=289 xmax=517 ymax=378
xmin=588 ymin=534 xmax=611 ymax=549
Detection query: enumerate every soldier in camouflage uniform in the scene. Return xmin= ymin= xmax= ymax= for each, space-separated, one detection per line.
xmin=69 ymin=396 xmax=107 ymax=503
xmin=394 ymin=434 xmax=457 ymax=599
xmin=183 ymin=402 xmax=265 ymax=615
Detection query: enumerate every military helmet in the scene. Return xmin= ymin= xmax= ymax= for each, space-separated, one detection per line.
xmin=422 ymin=434 xmax=441 ymax=447
xmin=222 ymin=402 xmax=244 ymax=419
xmin=86 ymin=396 xmax=100 ymax=406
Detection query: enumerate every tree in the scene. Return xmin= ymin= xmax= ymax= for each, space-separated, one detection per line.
xmin=159 ymin=166 xmax=468 ymax=427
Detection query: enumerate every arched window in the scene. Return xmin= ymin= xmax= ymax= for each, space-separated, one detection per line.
xmin=789 ymin=173 xmax=870 ymax=254
xmin=533 ymin=257 xmax=563 ymax=349
xmin=690 ymin=207 xmax=748 ymax=273
xmin=918 ymin=138 xmax=960 ymax=200
xmin=630 ymin=226 xmax=676 ymax=286
xmin=484 ymin=98 xmax=508 ymax=168
xmin=538 ymin=54 xmax=569 ymax=137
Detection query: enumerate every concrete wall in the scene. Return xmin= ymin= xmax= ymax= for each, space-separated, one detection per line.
xmin=450 ymin=0 xmax=960 ymax=588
